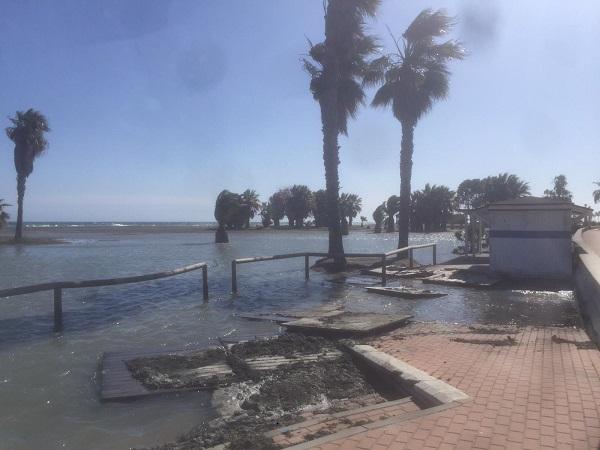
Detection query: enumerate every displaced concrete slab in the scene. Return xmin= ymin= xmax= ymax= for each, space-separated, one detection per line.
xmin=366 ymin=286 xmax=447 ymax=299
xmin=283 ymin=312 xmax=412 ymax=337
xmin=237 ymin=306 xmax=343 ymax=324
xmin=422 ymin=266 xmax=501 ymax=288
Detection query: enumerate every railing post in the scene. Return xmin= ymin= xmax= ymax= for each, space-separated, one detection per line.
xmin=202 ymin=265 xmax=209 ymax=301
xmin=231 ymin=261 xmax=237 ymax=294
xmin=381 ymin=255 xmax=387 ymax=286
xmin=432 ymin=244 xmax=437 ymax=266
xmin=53 ymin=288 xmax=63 ymax=332
xmin=409 ymin=248 xmax=414 ymax=268
xmin=304 ymin=254 xmax=310 ymax=280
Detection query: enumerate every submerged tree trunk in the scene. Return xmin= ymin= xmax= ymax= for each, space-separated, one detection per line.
xmin=215 ymin=225 xmax=229 ymax=243
xmin=14 ymin=174 xmax=25 ymax=241
xmin=398 ymin=121 xmax=415 ymax=249
xmin=341 ymin=216 xmax=349 ymax=235
xmin=386 ymin=216 xmax=395 ymax=233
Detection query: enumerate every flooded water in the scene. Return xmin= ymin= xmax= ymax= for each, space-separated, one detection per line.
xmin=0 ymin=226 xmax=578 ymax=449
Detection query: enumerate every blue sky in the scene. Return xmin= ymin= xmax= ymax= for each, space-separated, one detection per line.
xmin=0 ymin=0 xmax=599 ymax=221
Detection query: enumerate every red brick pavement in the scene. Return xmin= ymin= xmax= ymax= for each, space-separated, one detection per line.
xmin=309 ymin=324 xmax=600 ymax=449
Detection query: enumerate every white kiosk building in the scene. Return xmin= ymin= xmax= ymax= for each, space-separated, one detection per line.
xmin=474 ymin=197 xmax=592 ymax=279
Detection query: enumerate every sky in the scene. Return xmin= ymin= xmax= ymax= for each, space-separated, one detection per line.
xmin=0 ymin=0 xmax=599 ymax=222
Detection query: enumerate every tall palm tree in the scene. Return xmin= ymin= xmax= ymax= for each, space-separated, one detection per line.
xmin=5 ymin=109 xmax=50 ymax=241
xmin=0 ymin=199 xmax=10 ymax=229
xmin=594 ymin=182 xmax=600 ymax=204
xmin=370 ymin=10 xmax=464 ymax=248
xmin=303 ymin=0 xmax=380 ymax=268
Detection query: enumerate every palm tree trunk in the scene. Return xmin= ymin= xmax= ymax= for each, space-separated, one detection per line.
xmin=321 ymin=101 xmax=346 ymax=267
xmin=15 ymin=174 xmax=25 ymax=241
xmin=398 ymin=121 xmax=414 ymax=249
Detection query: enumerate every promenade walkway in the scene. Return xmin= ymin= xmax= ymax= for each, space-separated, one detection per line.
xmin=305 ymin=323 xmax=600 ymax=449
xmin=582 ymin=228 xmax=600 ymax=256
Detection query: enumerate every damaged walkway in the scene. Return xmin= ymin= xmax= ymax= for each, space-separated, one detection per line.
xmin=304 ymin=323 xmax=600 ymax=449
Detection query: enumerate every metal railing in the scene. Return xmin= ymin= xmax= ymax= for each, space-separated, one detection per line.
xmin=231 ymin=243 xmax=436 ymax=293
xmin=0 ymin=262 xmax=209 ymax=332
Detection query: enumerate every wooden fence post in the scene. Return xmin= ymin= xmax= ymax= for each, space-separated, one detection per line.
xmin=409 ymin=248 xmax=414 ymax=268
xmin=202 ymin=266 xmax=209 ymax=301
xmin=432 ymin=244 xmax=437 ymax=266
xmin=304 ymin=254 xmax=310 ymax=280
xmin=53 ymin=288 xmax=63 ymax=332
xmin=231 ymin=261 xmax=237 ymax=294
xmin=381 ymin=255 xmax=387 ymax=286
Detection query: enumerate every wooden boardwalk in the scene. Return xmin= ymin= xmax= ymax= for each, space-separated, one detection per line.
xmin=99 ymin=343 xmax=342 ymax=402
xmin=99 ymin=345 xmax=212 ymax=402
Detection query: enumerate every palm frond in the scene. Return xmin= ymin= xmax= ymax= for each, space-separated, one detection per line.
xmin=403 ymin=9 xmax=455 ymax=43
xmin=361 ymin=55 xmax=389 ymax=87
xmin=371 ymin=81 xmax=395 ymax=108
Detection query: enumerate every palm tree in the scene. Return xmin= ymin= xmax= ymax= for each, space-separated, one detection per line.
xmin=457 ymin=174 xmax=529 ymax=208
xmin=241 ymin=189 xmax=261 ymax=229
xmin=384 ymin=195 xmax=399 ymax=232
xmin=0 ymin=200 xmax=10 ymax=229
xmin=269 ymin=189 xmax=290 ymax=228
xmin=5 ymin=109 xmax=50 ymax=241
xmin=594 ymin=182 xmax=600 ymax=204
xmin=544 ymin=175 xmax=572 ymax=201
xmin=482 ymin=173 xmax=530 ymax=204
xmin=312 ymin=189 xmax=329 ymax=227
xmin=303 ymin=0 xmax=380 ymax=268
xmin=340 ymin=193 xmax=362 ymax=228
xmin=370 ymin=10 xmax=464 ymax=248
xmin=360 ymin=215 xmax=367 ymax=227
xmin=260 ymin=202 xmax=272 ymax=227
xmin=411 ymin=184 xmax=454 ymax=232
xmin=286 ymin=185 xmax=313 ymax=228
xmin=214 ymin=190 xmax=244 ymax=242
xmin=372 ymin=202 xmax=386 ymax=233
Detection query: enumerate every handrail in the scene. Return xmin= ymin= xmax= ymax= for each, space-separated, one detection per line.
xmin=231 ymin=244 xmax=437 ymax=293
xmin=0 ymin=262 xmax=209 ymax=332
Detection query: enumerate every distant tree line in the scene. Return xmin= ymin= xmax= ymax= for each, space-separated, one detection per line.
xmin=373 ymin=173 xmax=532 ymax=234
xmin=214 ymin=186 xmax=362 ymax=242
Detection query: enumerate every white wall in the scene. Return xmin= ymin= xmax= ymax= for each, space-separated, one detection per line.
xmin=489 ymin=209 xmax=572 ymax=279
